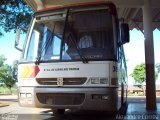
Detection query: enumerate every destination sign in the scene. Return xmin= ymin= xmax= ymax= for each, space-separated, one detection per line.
xmin=43 ymin=68 xmax=79 ymax=72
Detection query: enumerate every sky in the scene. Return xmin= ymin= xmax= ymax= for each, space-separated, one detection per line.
xmin=0 ymin=29 xmax=160 ymax=85
xmin=124 ymin=29 xmax=160 ymax=85
xmin=0 ymin=31 xmax=25 ymax=64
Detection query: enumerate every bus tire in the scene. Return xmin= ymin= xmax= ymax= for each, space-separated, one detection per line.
xmin=52 ymin=109 xmax=65 ymax=115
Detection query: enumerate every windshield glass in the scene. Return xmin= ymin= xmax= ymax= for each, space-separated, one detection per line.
xmin=24 ymin=9 xmax=117 ymax=62
xmin=63 ymin=10 xmax=116 ymax=61
xmin=25 ymin=14 xmax=65 ymax=61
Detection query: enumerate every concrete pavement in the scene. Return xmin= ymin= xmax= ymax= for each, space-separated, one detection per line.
xmin=0 ymin=95 xmax=17 ymax=107
xmin=0 ymin=95 xmax=160 ymax=120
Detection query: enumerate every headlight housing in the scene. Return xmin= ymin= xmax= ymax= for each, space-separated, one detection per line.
xmin=89 ymin=77 xmax=109 ymax=85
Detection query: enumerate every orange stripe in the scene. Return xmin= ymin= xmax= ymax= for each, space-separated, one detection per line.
xmin=19 ymin=66 xmax=29 ymax=78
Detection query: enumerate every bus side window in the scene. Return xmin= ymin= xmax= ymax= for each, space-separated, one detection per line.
xmin=45 ymin=36 xmax=61 ymax=60
xmin=26 ymin=30 xmax=40 ymax=61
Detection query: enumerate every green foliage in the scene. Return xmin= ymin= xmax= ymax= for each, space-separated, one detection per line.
xmin=0 ymin=55 xmax=6 ymax=66
xmin=156 ymin=63 xmax=160 ymax=73
xmin=12 ymin=60 xmax=18 ymax=81
xmin=130 ymin=63 xmax=146 ymax=84
xmin=0 ymin=55 xmax=8 ymax=76
xmin=0 ymin=86 xmax=17 ymax=94
xmin=130 ymin=63 xmax=158 ymax=85
xmin=0 ymin=0 xmax=33 ymax=35
xmin=0 ymin=55 xmax=18 ymax=94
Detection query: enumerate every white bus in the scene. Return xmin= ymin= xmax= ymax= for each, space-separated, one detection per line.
xmin=15 ymin=2 xmax=129 ymax=114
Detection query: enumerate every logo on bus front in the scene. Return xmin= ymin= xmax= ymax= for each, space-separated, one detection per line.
xmin=57 ymin=78 xmax=63 ymax=86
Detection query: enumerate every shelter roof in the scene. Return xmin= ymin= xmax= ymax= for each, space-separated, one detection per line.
xmin=24 ymin=0 xmax=160 ymax=30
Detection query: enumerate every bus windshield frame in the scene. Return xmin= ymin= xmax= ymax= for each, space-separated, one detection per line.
xmin=23 ymin=6 xmax=118 ymax=63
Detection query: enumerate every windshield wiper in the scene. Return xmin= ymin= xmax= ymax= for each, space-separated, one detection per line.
xmin=36 ymin=25 xmax=55 ymax=65
xmin=68 ymin=32 xmax=88 ymax=63
xmin=60 ymin=9 xmax=88 ymax=63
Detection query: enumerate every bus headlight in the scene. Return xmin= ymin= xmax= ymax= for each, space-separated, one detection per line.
xmin=100 ymin=78 xmax=108 ymax=84
xmin=90 ymin=78 xmax=109 ymax=84
xmin=111 ymin=78 xmax=118 ymax=86
xmin=91 ymin=78 xmax=100 ymax=84
xmin=20 ymin=93 xmax=26 ymax=98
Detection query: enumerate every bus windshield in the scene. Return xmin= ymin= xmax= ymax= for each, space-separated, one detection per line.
xmin=24 ymin=9 xmax=117 ymax=62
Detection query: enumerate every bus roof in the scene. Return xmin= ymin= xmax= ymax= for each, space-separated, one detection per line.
xmin=24 ymin=0 xmax=115 ymax=12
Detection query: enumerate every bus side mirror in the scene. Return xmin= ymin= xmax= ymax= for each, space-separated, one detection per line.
xmin=15 ymin=27 xmax=23 ymax=52
xmin=120 ymin=23 xmax=130 ymax=45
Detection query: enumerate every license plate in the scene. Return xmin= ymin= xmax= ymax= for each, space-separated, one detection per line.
xmin=57 ymin=78 xmax=63 ymax=86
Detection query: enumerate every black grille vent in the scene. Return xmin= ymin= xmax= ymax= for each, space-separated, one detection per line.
xmin=36 ymin=78 xmax=87 ymax=85
xmin=36 ymin=93 xmax=85 ymax=105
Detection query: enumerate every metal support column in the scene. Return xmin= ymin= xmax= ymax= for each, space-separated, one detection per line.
xmin=142 ymin=0 xmax=157 ymax=110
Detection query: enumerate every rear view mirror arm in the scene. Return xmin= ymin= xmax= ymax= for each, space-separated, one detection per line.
xmin=15 ymin=27 xmax=23 ymax=52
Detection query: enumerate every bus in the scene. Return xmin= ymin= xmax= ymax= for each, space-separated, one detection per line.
xmin=15 ymin=1 xmax=129 ymax=114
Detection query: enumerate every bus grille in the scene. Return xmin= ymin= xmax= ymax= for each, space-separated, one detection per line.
xmin=36 ymin=93 xmax=85 ymax=105
xmin=36 ymin=78 xmax=87 ymax=85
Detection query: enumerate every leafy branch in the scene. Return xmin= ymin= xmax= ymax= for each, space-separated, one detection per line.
xmin=0 ymin=0 xmax=33 ymax=35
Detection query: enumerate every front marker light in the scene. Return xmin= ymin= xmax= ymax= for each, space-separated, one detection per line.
xmin=111 ymin=78 xmax=118 ymax=86
xmin=102 ymin=95 xmax=109 ymax=100
xmin=20 ymin=93 xmax=26 ymax=98
xmin=91 ymin=78 xmax=100 ymax=84
xmin=100 ymin=78 xmax=108 ymax=84
xmin=90 ymin=78 xmax=109 ymax=84
xmin=26 ymin=93 xmax=32 ymax=98
xmin=92 ymin=94 xmax=101 ymax=100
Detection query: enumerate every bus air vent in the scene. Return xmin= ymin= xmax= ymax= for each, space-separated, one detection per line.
xmin=36 ymin=78 xmax=87 ymax=85
xmin=36 ymin=93 xmax=85 ymax=105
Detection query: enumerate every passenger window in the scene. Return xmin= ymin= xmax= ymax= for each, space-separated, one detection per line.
xmin=45 ymin=35 xmax=61 ymax=60
xmin=26 ymin=30 xmax=40 ymax=61
xmin=52 ymin=36 xmax=61 ymax=60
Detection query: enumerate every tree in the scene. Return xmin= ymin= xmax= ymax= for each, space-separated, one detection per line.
xmin=130 ymin=63 xmax=158 ymax=95
xmin=0 ymin=0 xmax=33 ymax=35
xmin=0 ymin=55 xmax=17 ymax=94
xmin=12 ymin=60 xmax=18 ymax=81
xmin=156 ymin=63 xmax=160 ymax=73
xmin=0 ymin=55 xmax=7 ymax=75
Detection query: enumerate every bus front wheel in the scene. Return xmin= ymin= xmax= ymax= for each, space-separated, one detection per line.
xmin=52 ymin=109 xmax=65 ymax=115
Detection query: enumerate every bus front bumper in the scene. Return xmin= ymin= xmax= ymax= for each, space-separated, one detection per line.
xmin=18 ymin=87 xmax=119 ymax=111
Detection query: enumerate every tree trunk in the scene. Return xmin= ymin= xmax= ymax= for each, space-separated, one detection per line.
xmin=141 ymin=85 xmax=146 ymax=96
xmin=8 ymin=87 xmax=12 ymax=94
